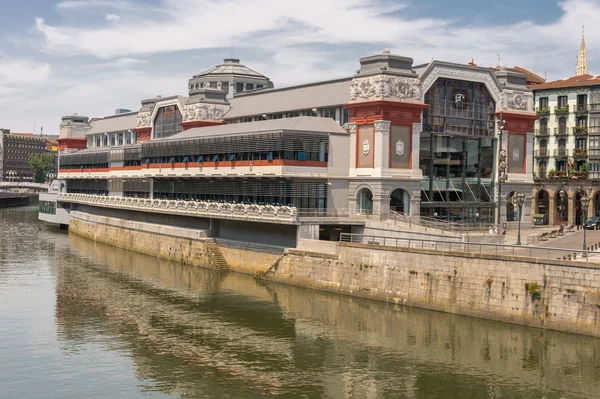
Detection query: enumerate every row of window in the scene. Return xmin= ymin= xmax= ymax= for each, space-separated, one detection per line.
xmin=60 ymin=148 xmax=327 ymax=169
xmin=90 ymin=132 xmax=136 ymax=148
xmin=189 ymin=81 xmax=265 ymax=92
xmin=538 ymin=93 xmax=600 ymax=109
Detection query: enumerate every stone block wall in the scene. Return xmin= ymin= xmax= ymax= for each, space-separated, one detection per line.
xmin=267 ymin=244 xmax=600 ymax=337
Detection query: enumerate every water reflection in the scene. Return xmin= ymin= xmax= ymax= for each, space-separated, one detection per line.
xmin=56 ymin=232 xmax=600 ymax=398
xmin=1 ymin=207 xmax=599 ymax=398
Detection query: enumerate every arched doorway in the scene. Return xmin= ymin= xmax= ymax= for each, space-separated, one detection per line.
xmin=506 ymin=191 xmax=517 ymax=221
xmin=390 ymin=189 xmax=410 ymax=214
xmin=594 ymin=191 xmax=600 ymax=217
xmin=536 ymin=189 xmax=549 ymax=224
xmin=555 ymin=190 xmax=568 ymax=223
xmin=358 ymin=188 xmax=373 ymax=215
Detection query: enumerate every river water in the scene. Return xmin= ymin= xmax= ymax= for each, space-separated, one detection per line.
xmin=1 ymin=206 xmax=600 ymax=398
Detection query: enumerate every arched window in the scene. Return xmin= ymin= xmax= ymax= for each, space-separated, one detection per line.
xmin=358 ymin=188 xmax=374 ymax=215
xmin=154 ymin=105 xmax=183 ymax=139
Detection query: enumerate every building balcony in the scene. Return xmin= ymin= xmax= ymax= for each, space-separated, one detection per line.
xmin=588 ymin=149 xmax=600 ymax=159
xmin=575 ymin=103 xmax=588 ymax=113
xmin=535 ymin=127 xmax=549 ymax=136
xmin=573 ymin=126 xmax=588 ymax=135
xmin=547 ymin=170 xmax=587 ymax=180
xmin=554 ymin=148 xmax=568 ymax=157
xmin=589 ymin=126 xmax=600 ymax=135
xmin=535 ymin=107 xmax=550 ymax=115
xmin=535 ymin=149 xmax=549 ymax=158
xmin=573 ymin=148 xmax=588 ymax=157
xmin=554 ymin=127 xmax=568 ymax=136
xmin=554 ymin=105 xmax=570 ymax=114
xmin=590 ymin=104 xmax=600 ymax=113
xmin=533 ymin=172 xmax=547 ymax=181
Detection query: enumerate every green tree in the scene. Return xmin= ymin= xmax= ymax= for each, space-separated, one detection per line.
xmin=28 ymin=153 xmax=55 ymax=183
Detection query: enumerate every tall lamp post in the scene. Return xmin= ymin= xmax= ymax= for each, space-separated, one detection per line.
xmin=496 ymin=116 xmax=506 ymax=226
xmin=516 ymin=192 xmax=525 ymax=245
xmin=580 ymin=188 xmax=590 ymax=256
xmin=558 ymin=189 xmax=567 ymax=224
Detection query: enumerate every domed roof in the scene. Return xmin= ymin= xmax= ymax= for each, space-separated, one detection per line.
xmin=193 ymin=58 xmax=268 ymax=79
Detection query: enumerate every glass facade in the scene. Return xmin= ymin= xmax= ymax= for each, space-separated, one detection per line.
xmin=420 ymin=78 xmax=496 ymax=222
xmin=153 ymin=106 xmax=183 ymax=139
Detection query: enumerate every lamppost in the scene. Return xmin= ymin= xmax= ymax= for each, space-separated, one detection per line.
xmin=579 ymin=187 xmax=590 ymax=256
xmin=516 ymin=192 xmax=525 ymax=245
xmin=558 ymin=189 xmax=567 ymax=224
xmin=496 ymin=116 xmax=507 ymax=226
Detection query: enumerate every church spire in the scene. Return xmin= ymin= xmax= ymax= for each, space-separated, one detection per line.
xmin=577 ymin=24 xmax=588 ymax=76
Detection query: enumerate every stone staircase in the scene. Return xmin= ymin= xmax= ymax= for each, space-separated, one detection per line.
xmin=204 ymin=240 xmax=230 ymax=271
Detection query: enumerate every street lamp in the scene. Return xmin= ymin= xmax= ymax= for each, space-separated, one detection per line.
xmin=496 ymin=115 xmax=507 ymax=226
xmin=558 ymin=189 xmax=567 ymax=224
xmin=580 ymin=188 xmax=590 ymax=256
xmin=516 ymin=192 xmax=525 ymax=245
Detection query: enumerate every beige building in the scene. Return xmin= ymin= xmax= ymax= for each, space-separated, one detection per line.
xmin=532 ymin=31 xmax=600 ymax=225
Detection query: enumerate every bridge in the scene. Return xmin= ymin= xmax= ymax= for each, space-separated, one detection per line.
xmin=0 ymin=182 xmax=49 ymax=191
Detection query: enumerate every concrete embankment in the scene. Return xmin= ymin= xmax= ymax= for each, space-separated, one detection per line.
xmin=69 ymin=210 xmax=600 ymax=337
xmin=0 ymin=194 xmax=37 ymax=208
xmin=266 ymin=243 xmax=600 ymax=337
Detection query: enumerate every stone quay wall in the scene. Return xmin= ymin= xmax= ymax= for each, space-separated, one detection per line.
xmin=69 ymin=211 xmax=281 ymax=275
xmin=266 ymin=244 xmax=600 ymax=337
xmin=69 ymin=210 xmax=600 ymax=337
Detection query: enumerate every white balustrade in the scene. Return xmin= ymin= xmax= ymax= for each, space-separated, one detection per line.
xmin=57 ymin=193 xmax=298 ymax=223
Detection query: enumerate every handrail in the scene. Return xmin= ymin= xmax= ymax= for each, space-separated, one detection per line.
xmin=339 ymin=233 xmax=597 ymax=264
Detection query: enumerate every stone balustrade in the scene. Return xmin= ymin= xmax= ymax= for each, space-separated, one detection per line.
xmin=57 ymin=193 xmax=299 ymax=224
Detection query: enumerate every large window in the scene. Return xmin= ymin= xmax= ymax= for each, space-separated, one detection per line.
xmin=153 ymin=106 xmax=183 ymax=139
xmin=423 ymin=78 xmax=495 ymax=137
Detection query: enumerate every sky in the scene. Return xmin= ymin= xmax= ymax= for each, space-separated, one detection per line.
xmin=0 ymin=0 xmax=596 ymax=133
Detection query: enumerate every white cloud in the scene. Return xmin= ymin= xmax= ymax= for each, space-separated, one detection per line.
xmin=34 ymin=0 xmax=600 ymax=82
xmin=5 ymin=0 xmax=600 ymax=132
xmin=105 ymin=13 xmax=120 ymax=22
xmin=0 ymin=59 xmax=51 ymax=85
xmin=57 ymin=0 xmax=132 ymax=10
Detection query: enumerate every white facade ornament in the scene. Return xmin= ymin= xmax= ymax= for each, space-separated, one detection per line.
xmin=182 ymin=103 xmax=228 ymax=122
xmin=362 ymin=139 xmax=371 ymax=156
xmin=349 ymin=75 xmax=421 ymax=102
xmin=395 ymin=140 xmax=404 ymax=156
xmin=136 ymin=111 xmax=152 ymax=128
xmin=506 ymin=93 xmax=529 ymax=111
xmin=512 ymin=148 xmax=520 ymax=162
xmin=420 ymin=66 xmax=502 ymax=104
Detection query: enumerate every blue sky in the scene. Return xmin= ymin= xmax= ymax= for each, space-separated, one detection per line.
xmin=0 ymin=0 xmax=595 ymax=133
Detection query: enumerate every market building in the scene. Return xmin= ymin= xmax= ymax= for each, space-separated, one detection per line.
xmin=42 ymin=49 xmax=538 ymax=239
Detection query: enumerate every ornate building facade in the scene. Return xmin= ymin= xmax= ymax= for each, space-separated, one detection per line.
xmin=50 ymin=50 xmax=537 ymax=232
xmin=532 ymin=32 xmax=600 ymax=225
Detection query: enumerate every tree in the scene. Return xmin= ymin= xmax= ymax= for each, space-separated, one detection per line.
xmin=28 ymin=153 xmax=55 ymax=183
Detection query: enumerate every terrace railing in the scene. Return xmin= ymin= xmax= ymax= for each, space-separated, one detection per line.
xmin=57 ymin=193 xmax=298 ymax=224
xmin=339 ymin=233 xmax=598 ymax=263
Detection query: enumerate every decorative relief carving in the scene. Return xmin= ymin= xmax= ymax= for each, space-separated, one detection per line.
xmin=373 ymin=120 xmax=391 ymax=131
xmin=136 ymin=111 xmax=152 ymax=128
xmin=347 ymin=123 xmax=357 ymax=133
xmin=362 ymin=139 xmax=371 ymax=156
xmin=182 ymin=103 xmax=227 ymax=122
xmin=349 ymin=75 xmax=422 ymax=102
xmin=507 ymin=93 xmax=528 ymax=110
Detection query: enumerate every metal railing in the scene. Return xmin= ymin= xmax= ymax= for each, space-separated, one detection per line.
xmin=339 ymin=233 xmax=599 ymax=264
xmin=554 ymin=105 xmax=570 ymax=114
xmin=58 ymin=193 xmax=298 ymax=223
